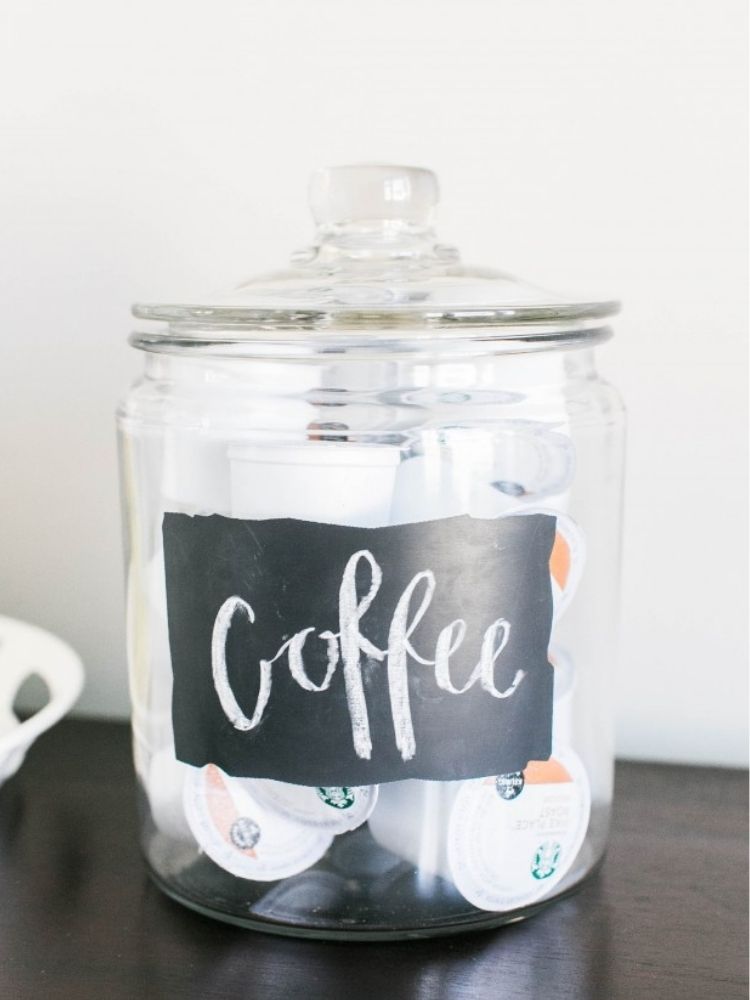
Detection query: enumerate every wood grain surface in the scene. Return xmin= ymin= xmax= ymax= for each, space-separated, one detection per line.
xmin=0 ymin=719 xmax=746 ymax=1000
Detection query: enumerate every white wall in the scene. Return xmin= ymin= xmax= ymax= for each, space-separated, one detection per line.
xmin=0 ymin=0 xmax=746 ymax=766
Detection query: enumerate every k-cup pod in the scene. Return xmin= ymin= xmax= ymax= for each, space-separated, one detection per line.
xmin=548 ymin=513 xmax=585 ymax=619
xmin=506 ymin=507 xmax=585 ymax=621
xmin=146 ymin=746 xmax=196 ymax=844
xmin=129 ymin=550 xmax=175 ymax=778
xmin=229 ymin=441 xmax=401 ymax=526
xmin=132 ymin=728 xmax=150 ymax=786
xmin=388 ymin=439 xmax=529 ymax=523
xmin=388 ymin=450 xmax=464 ymax=524
xmin=184 ymin=764 xmax=333 ymax=882
xmin=447 ymin=750 xmax=591 ymax=912
xmin=388 ymin=447 xmax=513 ymax=524
xmin=161 ymin=360 xmax=318 ymax=514
xmin=366 ymin=780 xmax=462 ymax=882
xmin=390 ymin=424 xmax=574 ymax=526
xmin=162 ymin=428 xmax=233 ymax=514
xmin=460 ymin=422 xmax=575 ymax=514
xmin=249 ymin=780 xmax=379 ymax=834
xmin=549 ymin=646 xmax=576 ymax=750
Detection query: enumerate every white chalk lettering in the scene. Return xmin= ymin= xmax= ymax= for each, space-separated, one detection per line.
xmin=479 ymin=619 xmax=524 ymax=698
xmin=211 ymin=596 xmax=271 ymax=732
xmin=211 ymin=550 xmax=526 ymax=760
xmin=434 ymin=619 xmax=473 ymax=693
xmin=338 ymin=550 xmax=386 ymax=760
xmin=387 ymin=570 xmax=435 ymax=761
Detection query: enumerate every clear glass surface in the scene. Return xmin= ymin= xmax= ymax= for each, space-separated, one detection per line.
xmin=118 ymin=345 xmax=625 ymax=938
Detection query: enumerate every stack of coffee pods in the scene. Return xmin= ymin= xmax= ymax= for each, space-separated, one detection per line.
xmin=366 ymin=422 xmax=591 ymax=911
xmin=138 ymin=373 xmax=310 ymax=834
xmin=446 ymin=751 xmax=590 ymax=910
xmin=365 ymin=662 xmax=588 ymax=911
xmin=131 ymin=385 xmax=242 ymax=838
xmin=148 ymin=429 xmax=400 ymax=881
xmin=183 ymin=765 xmax=373 ymax=881
xmin=132 ymin=548 xmax=183 ymax=827
xmin=145 ymin=402 xmax=590 ymax=893
xmin=147 ymin=749 xmax=382 ymax=881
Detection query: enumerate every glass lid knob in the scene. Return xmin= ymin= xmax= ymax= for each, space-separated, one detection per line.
xmin=308 ymin=164 xmax=439 ymax=229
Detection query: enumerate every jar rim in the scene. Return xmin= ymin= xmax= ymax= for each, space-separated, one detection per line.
xmin=129 ymin=317 xmax=614 ymax=359
xmin=132 ymin=298 xmax=619 ymax=330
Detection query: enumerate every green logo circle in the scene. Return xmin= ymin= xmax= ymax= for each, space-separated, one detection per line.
xmin=531 ymin=841 xmax=561 ymax=880
xmin=495 ymin=771 xmax=525 ymax=800
xmin=316 ymin=786 xmax=356 ymax=810
xmin=230 ymin=816 xmax=261 ymax=850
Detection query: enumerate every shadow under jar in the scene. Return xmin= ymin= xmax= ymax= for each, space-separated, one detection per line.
xmin=117 ymin=164 xmax=625 ymax=940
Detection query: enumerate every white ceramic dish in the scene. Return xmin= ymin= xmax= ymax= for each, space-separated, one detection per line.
xmin=0 ymin=615 xmax=84 ymax=786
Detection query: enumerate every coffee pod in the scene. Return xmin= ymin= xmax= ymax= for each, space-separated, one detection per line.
xmin=390 ymin=418 xmax=574 ymax=525
xmin=389 ymin=447 xmax=515 ymax=526
xmin=388 ymin=451 xmax=465 ymax=524
xmin=549 ymin=646 xmax=576 ymax=749
xmin=388 ymin=443 xmax=533 ymax=523
xmin=547 ymin=513 xmax=585 ymax=620
xmin=146 ymin=746 xmax=196 ymax=843
xmin=366 ymin=780 xmax=462 ymax=881
xmin=392 ymin=457 xmax=583 ymax=623
xmin=447 ymin=750 xmax=591 ymax=912
xmin=464 ymin=422 xmax=574 ymax=516
xmin=128 ymin=549 xmax=176 ymax=789
xmin=249 ymin=780 xmax=379 ymax=833
xmin=229 ymin=441 xmax=401 ymax=526
xmin=161 ymin=359 xmax=318 ymax=515
xmin=162 ymin=429 xmax=232 ymax=514
xmin=504 ymin=507 xmax=585 ymax=621
xmin=184 ymin=764 xmax=333 ymax=882
xmin=132 ymin=728 xmax=150 ymax=786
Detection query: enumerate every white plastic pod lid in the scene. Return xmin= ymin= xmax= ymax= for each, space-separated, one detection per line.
xmin=132 ymin=164 xmax=618 ymax=357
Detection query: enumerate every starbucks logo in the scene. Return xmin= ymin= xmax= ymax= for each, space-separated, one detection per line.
xmin=495 ymin=771 xmax=524 ymax=801
xmin=316 ymin=786 xmax=356 ymax=810
xmin=531 ymin=841 xmax=561 ymax=880
xmin=230 ymin=816 xmax=261 ymax=850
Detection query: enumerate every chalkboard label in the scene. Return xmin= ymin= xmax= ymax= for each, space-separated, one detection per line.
xmin=163 ymin=512 xmax=556 ymax=786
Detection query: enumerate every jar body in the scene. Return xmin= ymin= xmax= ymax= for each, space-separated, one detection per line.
xmin=117 ymin=342 xmax=625 ymax=939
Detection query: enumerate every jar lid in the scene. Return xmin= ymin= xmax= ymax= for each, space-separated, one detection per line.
xmin=133 ymin=164 xmax=618 ymax=353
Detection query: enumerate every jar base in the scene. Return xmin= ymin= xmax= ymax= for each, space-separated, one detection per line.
xmin=146 ymin=860 xmax=601 ymax=942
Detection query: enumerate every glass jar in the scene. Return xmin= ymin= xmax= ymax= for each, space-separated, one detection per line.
xmin=118 ymin=164 xmax=625 ymax=939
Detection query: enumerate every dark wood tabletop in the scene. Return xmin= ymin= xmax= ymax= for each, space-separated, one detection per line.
xmin=0 ymin=719 xmax=746 ymax=1000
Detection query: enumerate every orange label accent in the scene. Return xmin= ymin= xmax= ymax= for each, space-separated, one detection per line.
xmin=205 ymin=764 xmax=257 ymax=857
xmin=482 ymin=758 xmax=572 ymax=785
xmin=549 ymin=532 xmax=571 ymax=590
xmin=523 ymin=758 xmax=572 ymax=784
